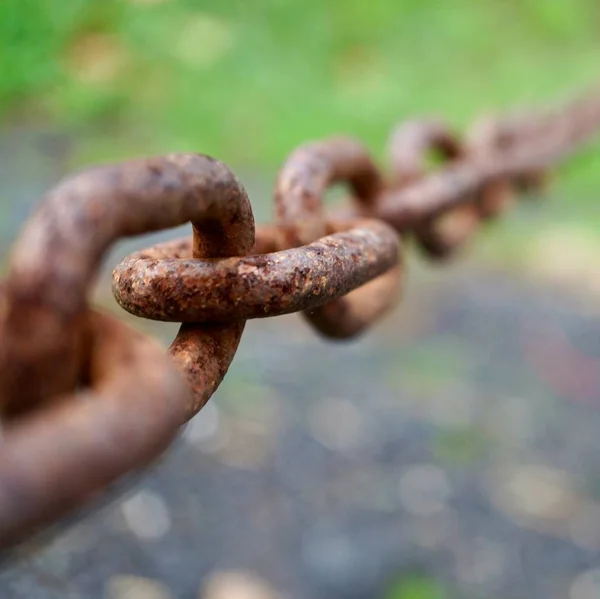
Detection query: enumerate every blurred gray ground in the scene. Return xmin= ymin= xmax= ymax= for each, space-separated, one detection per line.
xmin=2 ymin=130 xmax=600 ymax=599
xmin=2 ymin=264 xmax=600 ymax=599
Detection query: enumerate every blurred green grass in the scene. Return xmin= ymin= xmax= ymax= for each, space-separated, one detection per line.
xmin=2 ymin=0 xmax=599 ymax=190
xmin=385 ymin=573 xmax=447 ymax=599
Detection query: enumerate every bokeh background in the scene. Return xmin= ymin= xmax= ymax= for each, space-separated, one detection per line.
xmin=2 ymin=1 xmax=600 ymax=598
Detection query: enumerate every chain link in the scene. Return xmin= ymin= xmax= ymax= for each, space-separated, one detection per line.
xmin=0 ymin=86 xmax=599 ymax=548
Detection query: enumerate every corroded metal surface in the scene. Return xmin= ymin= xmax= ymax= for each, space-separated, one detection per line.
xmin=361 ymin=89 xmax=600 ymax=235
xmin=0 ymin=309 xmax=189 ymax=548
xmin=0 ymin=154 xmax=254 ymax=417
xmin=386 ymin=118 xmax=479 ymax=259
xmin=274 ymin=137 xmax=384 ymax=248
xmin=0 ymin=154 xmax=255 ymax=546
xmin=0 ymin=85 xmax=599 ymax=549
xmin=113 ymin=220 xmax=400 ymax=324
xmin=273 ymin=138 xmax=403 ymax=338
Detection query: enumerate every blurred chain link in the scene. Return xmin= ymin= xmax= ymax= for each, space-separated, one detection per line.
xmin=0 ymin=85 xmax=599 ymax=549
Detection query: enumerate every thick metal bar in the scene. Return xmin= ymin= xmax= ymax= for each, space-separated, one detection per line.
xmin=0 ymin=154 xmax=254 ymax=417
xmin=112 ymin=220 xmax=400 ymax=323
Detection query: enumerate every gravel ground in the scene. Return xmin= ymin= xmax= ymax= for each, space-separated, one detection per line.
xmin=1 ymin=258 xmax=600 ymax=599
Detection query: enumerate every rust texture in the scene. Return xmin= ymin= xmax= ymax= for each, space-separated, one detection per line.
xmin=274 ymin=137 xmax=384 ymax=247
xmin=369 ymin=87 xmax=600 ymax=235
xmin=0 ymin=310 xmax=189 ymax=548
xmin=273 ymin=137 xmax=403 ymax=338
xmin=386 ymin=118 xmax=480 ymax=259
xmin=0 ymin=85 xmax=599 ymax=549
xmin=0 ymin=154 xmax=255 ymax=546
xmin=0 ymin=154 xmax=254 ymax=417
xmin=113 ymin=220 xmax=400 ymax=324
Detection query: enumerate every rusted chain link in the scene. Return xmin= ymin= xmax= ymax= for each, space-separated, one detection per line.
xmin=273 ymin=139 xmax=403 ymax=338
xmin=0 ymin=86 xmax=599 ymax=549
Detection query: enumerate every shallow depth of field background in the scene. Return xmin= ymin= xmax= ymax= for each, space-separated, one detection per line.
xmin=2 ymin=2 xmax=600 ymax=599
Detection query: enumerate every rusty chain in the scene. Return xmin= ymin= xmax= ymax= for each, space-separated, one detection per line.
xmin=0 ymin=85 xmax=599 ymax=549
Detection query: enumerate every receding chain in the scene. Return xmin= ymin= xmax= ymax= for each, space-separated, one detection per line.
xmin=0 ymin=85 xmax=598 ymax=549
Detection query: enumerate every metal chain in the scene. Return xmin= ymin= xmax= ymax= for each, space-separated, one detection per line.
xmin=0 ymin=85 xmax=599 ymax=549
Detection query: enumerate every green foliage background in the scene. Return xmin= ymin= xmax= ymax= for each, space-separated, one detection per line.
xmin=2 ymin=0 xmax=599 ymax=179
